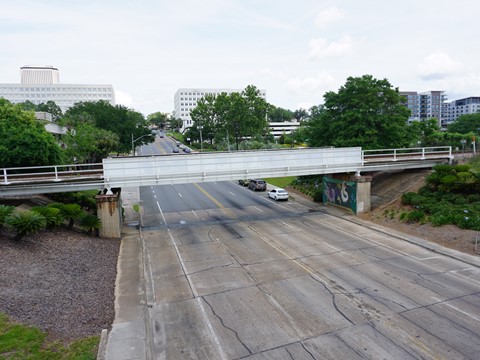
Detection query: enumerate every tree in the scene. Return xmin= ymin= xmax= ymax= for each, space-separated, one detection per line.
xmin=168 ymin=117 xmax=183 ymax=132
xmin=190 ymin=94 xmax=219 ymax=145
xmin=64 ymin=100 xmax=153 ymax=153
xmin=216 ymin=85 xmax=270 ymax=150
xmin=306 ymin=75 xmax=412 ymax=149
xmin=0 ymin=99 xmax=64 ymax=167
xmin=448 ymin=114 xmax=480 ymax=135
xmin=36 ymin=101 xmax=63 ymax=122
xmin=268 ymin=106 xmax=293 ymax=122
xmin=63 ymin=123 xmax=119 ymax=163
xmin=293 ymin=108 xmax=309 ymax=122
xmin=408 ymin=118 xmax=440 ymax=146
xmin=147 ymin=112 xmax=168 ymax=129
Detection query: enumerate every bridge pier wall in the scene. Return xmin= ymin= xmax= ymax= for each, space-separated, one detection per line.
xmin=96 ymin=188 xmax=123 ymax=238
xmin=353 ymin=175 xmax=372 ymax=214
xmin=329 ymin=173 xmax=372 ymax=214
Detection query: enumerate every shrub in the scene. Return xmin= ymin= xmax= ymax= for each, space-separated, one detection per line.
xmin=0 ymin=205 xmax=15 ymax=226
xmin=80 ymin=214 xmax=102 ymax=236
xmin=401 ymin=210 xmax=425 ymax=224
xmin=401 ymin=192 xmax=418 ymax=205
xmin=31 ymin=206 xmax=64 ymax=228
xmin=49 ymin=203 xmax=86 ymax=229
xmin=313 ymin=189 xmax=323 ymax=202
xmin=60 ymin=204 xmax=86 ymax=229
xmin=5 ymin=210 xmax=47 ymax=241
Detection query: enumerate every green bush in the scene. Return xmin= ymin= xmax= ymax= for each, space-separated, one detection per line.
xmin=5 ymin=210 xmax=47 ymax=241
xmin=401 ymin=210 xmax=425 ymax=224
xmin=31 ymin=206 xmax=64 ymax=228
xmin=401 ymin=192 xmax=418 ymax=205
xmin=313 ymin=189 xmax=324 ymax=202
xmin=80 ymin=214 xmax=102 ymax=236
xmin=58 ymin=204 xmax=86 ymax=229
xmin=0 ymin=205 xmax=15 ymax=226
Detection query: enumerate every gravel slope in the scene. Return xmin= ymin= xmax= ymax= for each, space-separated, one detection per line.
xmin=0 ymin=227 xmax=120 ymax=342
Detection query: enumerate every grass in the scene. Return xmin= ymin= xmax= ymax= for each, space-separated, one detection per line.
xmin=0 ymin=313 xmax=98 ymax=360
xmin=263 ymin=176 xmax=296 ymax=189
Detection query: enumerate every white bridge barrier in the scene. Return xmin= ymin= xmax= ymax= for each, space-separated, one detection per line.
xmin=102 ymin=147 xmax=364 ymax=187
xmin=0 ymin=146 xmax=452 ymax=195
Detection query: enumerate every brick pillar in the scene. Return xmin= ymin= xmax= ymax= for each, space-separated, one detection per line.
xmin=353 ymin=175 xmax=372 ymax=214
xmin=96 ymin=188 xmax=123 ymax=238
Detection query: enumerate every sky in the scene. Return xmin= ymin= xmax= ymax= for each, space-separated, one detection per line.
xmin=1 ymin=0 xmax=480 ymax=117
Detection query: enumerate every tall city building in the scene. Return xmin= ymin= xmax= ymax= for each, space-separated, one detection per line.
xmin=400 ymin=90 xmax=447 ymax=128
xmin=20 ymin=65 xmax=60 ymax=84
xmin=446 ymin=97 xmax=480 ymax=127
xmin=174 ymin=88 xmax=266 ymax=132
xmin=0 ymin=65 xmax=115 ymax=113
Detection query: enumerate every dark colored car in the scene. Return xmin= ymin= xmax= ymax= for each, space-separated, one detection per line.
xmin=248 ymin=179 xmax=267 ymax=191
xmin=238 ymin=179 xmax=250 ymax=186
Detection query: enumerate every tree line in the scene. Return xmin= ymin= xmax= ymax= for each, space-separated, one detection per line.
xmin=1 ymin=76 xmax=479 ymax=169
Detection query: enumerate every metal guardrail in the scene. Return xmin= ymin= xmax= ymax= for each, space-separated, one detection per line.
xmin=0 ymin=146 xmax=453 ymax=195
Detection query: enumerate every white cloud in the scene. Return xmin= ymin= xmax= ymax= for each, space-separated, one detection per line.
xmin=309 ymin=35 xmax=353 ymax=59
xmin=287 ymin=71 xmax=336 ymax=94
xmin=418 ymin=52 xmax=463 ymax=80
xmin=315 ymin=7 xmax=345 ymax=28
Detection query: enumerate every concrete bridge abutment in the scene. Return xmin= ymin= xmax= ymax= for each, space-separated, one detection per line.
xmin=96 ymin=188 xmax=123 ymax=238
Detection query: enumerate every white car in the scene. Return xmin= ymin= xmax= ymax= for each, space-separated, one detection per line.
xmin=268 ymin=188 xmax=289 ymax=201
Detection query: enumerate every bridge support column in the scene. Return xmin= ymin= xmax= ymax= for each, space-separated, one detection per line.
xmin=96 ymin=188 xmax=123 ymax=238
xmin=353 ymin=175 xmax=372 ymax=214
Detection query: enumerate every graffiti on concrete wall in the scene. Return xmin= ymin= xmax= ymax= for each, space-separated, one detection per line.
xmin=322 ymin=176 xmax=357 ymax=213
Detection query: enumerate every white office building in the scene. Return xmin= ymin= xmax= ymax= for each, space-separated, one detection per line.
xmin=174 ymin=88 xmax=266 ymax=132
xmin=0 ymin=65 xmax=115 ymax=113
xmin=269 ymin=121 xmax=301 ymax=138
xmin=446 ymin=97 xmax=480 ymax=126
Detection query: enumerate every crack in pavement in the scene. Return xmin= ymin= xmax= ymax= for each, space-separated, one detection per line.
xmin=201 ymin=296 xmax=252 ymax=355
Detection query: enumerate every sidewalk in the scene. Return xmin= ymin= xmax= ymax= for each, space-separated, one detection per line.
xmin=102 ymin=186 xmax=148 ymax=360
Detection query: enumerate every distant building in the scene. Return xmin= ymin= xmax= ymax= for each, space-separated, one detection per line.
xmin=174 ymin=88 xmax=266 ymax=132
xmin=446 ymin=97 xmax=480 ymax=127
xmin=400 ymin=90 xmax=447 ymax=128
xmin=0 ymin=65 xmax=115 ymax=113
xmin=269 ymin=121 xmax=300 ymax=138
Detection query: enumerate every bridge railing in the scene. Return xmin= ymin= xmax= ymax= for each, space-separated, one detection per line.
xmin=1 ymin=163 xmax=103 ymax=185
xmin=363 ymin=146 xmax=452 ymax=163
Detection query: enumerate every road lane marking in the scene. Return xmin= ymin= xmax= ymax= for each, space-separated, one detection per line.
xmin=253 ymin=206 xmax=263 ymax=213
xmin=192 ymin=210 xmax=198 ymax=218
xmin=431 ymin=297 xmax=480 ymax=322
xmin=196 ymin=298 xmax=228 ymax=360
xmin=228 ymin=191 xmax=236 ymax=196
xmin=155 ymin=201 xmax=226 ymax=359
xmin=194 ymin=183 xmax=235 ymax=218
xmin=178 ymin=193 xmax=183 ymax=198
xmin=156 ymin=200 xmax=197 ymax=296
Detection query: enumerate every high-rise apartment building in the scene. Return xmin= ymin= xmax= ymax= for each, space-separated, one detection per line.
xmin=446 ymin=97 xmax=480 ymax=126
xmin=400 ymin=90 xmax=447 ymax=128
xmin=0 ymin=65 xmax=115 ymax=113
xmin=174 ymin=88 xmax=266 ymax=132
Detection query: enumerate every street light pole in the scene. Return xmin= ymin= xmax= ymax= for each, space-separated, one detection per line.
xmin=198 ymin=125 xmax=203 ymax=151
xmin=131 ymin=133 xmax=150 ymax=156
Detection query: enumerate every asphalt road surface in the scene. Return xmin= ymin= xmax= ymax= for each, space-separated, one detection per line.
xmin=128 ymin=134 xmax=480 ymax=359
xmin=136 ymin=180 xmax=480 ymax=359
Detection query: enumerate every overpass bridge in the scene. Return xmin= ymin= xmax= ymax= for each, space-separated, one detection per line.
xmin=1 ymin=146 xmax=452 ymax=196
xmin=1 ymin=146 xmax=453 ymax=236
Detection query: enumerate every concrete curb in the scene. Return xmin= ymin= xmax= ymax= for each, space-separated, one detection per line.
xmin=96 ymin=328 xmax=108 ymax=360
